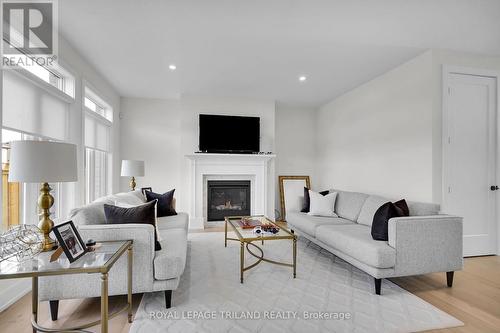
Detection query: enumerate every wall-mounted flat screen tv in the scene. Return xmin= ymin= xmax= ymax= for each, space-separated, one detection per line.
xmin=199 ymin=114 xmax=260 ymax=153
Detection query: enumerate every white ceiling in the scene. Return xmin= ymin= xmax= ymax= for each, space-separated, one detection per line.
xmin=59 ymin=0 xmax=500 ymax=107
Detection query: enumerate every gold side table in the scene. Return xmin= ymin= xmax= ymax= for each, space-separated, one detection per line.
xmin=0 ymin=240 xmax=133 ymax=333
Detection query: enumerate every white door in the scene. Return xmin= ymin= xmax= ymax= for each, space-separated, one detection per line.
xmin=444 ymin=72 xmax=498 ymax=257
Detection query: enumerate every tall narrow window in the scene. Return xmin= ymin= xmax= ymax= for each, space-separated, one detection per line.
xmin=84 ymin=87 xmax=113 ymax=203
xmin=2 ymin=64 xmax=72 ymax=228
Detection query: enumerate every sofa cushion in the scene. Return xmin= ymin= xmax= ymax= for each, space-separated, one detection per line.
xmin=286 ymin=211 xmax=353 ymax=236
xmin=104 ymin=200 xmax=161 ymax=251
xmin=154 ymin=228 xmax=187 ymax=280
xmin=114 ymin=190 xmax=146 ymax=206
xmin=145 ymin=189 xmax=177 ymax=217
xmin=357 ymin=195 xmax=390 ymax=226
xmin=157 ymin=212 xmax=189 ymax=231
xmin=70 ymin=202 xmax=107 ymax=225
xmin=301 ymin=187 xmax=329 ymax=213
xmin=308 ymin=190 xmax=338 ymax=217
xmin=371 ymin=202 xmax=400 ymax=241
xmin=333 ymin=190 xmax=369 ymax=221
xmin=407 ymin=201 xmax=440 ymax=216
xmin=316 ymin=224 xmax=396 ymax=268
xmin=394 ymin=199 xmax=410 ymax=216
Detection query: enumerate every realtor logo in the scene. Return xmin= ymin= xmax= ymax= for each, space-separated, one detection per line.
xmin=1 ymin=0 xmax=58 ymax=68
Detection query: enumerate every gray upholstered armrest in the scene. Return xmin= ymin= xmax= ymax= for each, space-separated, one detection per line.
xmin=38 ymin=224 xmax=157 ymax=301
xmin=388 ymin=215 xmax=463 ymax=275
xmin=77 ymin=223 xmax=156 ymax=269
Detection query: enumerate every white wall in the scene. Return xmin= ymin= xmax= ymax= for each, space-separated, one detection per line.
xmin=119 ymin=95 xmax=277 ymax=216
xmin=119 ymin=98 xmax=182 ymax=197
xmin=275 ymin=105 xmax=317 ymax=216
xmin=315 ymin=49 xmax=500 ymax=204
xmin=316 ymin=51 xmax=435 ymax=202
xmin=275 ymin=105 xmax=316 ymax=179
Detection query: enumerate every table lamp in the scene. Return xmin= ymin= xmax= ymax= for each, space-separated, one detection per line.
xmin=121 ymin=160 xmax=144 ymax=191
xmin=8 ymin=141 xmax=78 ymax=252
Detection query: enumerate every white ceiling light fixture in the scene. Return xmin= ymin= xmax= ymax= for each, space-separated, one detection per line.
xmin=299 ymin=75 xmax=307 ymax=82
xmin=169 ymin=64 xmax=177 ymax=70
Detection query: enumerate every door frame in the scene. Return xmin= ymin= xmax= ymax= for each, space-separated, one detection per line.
xmin=442 ymin=65 xmax=500 ymax=255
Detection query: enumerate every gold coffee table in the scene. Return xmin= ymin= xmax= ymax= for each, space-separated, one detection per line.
xmin=225 ymin=215 xmax=297 ymax=283
xmin=0 ymin=240 xmax=133 ymax=333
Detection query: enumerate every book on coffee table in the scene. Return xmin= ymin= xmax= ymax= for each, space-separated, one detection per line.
xmin=237 ymin=219 xmax=261 ymax=229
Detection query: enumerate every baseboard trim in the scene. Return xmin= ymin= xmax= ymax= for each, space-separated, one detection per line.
xmin=0 ymin=278 xmax=31 ymax=312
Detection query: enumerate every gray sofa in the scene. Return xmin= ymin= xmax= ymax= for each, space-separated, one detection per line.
xmin=286 ymin=189 xmax=463 ymax=295
xmin=39 ymin=190 xmax=188 ymax=320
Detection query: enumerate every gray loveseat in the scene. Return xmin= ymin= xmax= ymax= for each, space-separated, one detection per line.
xmin=39 ymin=190 xmax=188 ymax=320
xmin=286 ymin=189 xmax=463 ymax=295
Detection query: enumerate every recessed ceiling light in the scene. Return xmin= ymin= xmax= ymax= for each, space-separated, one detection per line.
xmin=299 ymin=75 xmax=307 ymax=82
xmin=169 ymin=64 xmax=177 ymax=70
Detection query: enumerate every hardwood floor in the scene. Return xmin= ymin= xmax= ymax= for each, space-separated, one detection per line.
xmin=391 ymin=255 xmax=500 ymax=333
xmin=0 ymin=229 xmax=499 ymax=332
xmin=0 ymin=293 xmax=142 ymax=333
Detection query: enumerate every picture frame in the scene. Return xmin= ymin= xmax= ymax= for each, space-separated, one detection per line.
xmin=278 ymin=175 xmax=311 ymax=222
xmin=52 ymin=221 xmax=87 ymax=263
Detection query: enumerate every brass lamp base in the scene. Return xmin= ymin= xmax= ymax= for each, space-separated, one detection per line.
xmin=38 ymin=182 xmax=57 ymax=252
xmin=129 ymin=177 xmax=136 ymax=191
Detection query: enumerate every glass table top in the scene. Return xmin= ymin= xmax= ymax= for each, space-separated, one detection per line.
xmin=0 ymin=240 xmax=131 ymax=279
xmin=226 ymin=216 xmax=295 ymax=241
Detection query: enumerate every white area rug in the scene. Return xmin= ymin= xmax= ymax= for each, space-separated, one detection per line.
xmin=130 ymin=232 xmax=463 ymax=333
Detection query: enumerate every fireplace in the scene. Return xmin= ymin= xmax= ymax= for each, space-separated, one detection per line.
xmin=207 ymin=180 xmax=251 ymax=221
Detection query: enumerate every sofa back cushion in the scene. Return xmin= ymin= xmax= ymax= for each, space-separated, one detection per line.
xmin=70 ymin=202 xmax=108 ymax=225
xmin=357 ymin=195 xmax=390 ymax=226
xmin=407 ymin=201 xmax=440 ymax=216
xmin=69 ymin=190 xmax=146 ymax=226
xmin=113 ymin=190 xmax=145 ymax=206
xmin=333 ymin=190 xmax=368 ymax=221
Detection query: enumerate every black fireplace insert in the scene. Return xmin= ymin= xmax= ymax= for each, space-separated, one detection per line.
xmin=207 ymin=180 xmax=251 ymax=221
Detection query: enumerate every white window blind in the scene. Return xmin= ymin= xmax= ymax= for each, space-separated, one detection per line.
xmin=3 ymin=71 xmax=68 ymax=140
xmin=84 ymin=87 xmax=113 ymax=203
xmin=84 ymin=114 xmax=110 ymax=152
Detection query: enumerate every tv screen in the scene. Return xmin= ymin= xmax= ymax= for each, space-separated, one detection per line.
xmin=199 ymin=114 xmax=260 ymax=153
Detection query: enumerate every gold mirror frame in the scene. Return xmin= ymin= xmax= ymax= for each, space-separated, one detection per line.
xmin=278 ymin=175 xmax=311 ymax=222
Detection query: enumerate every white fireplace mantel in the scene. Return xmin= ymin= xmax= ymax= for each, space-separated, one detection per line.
xmin=186 ymin=153 xmax=276 ymax=229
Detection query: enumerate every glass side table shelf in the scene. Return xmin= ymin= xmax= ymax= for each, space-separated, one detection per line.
xmin=0 ymin=240 xmax=133 ymax=333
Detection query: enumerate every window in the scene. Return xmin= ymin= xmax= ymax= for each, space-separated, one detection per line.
xmin=84 ymin=96 xmax=113 ymax=121
xmin=3 ymin=36 xmax=75 ymax=97
xmin=84 ymin=87 xmax=113 ymax=203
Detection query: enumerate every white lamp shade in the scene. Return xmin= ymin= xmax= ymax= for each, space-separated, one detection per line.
xmin=8 ymin=141 xmax=78 ymax=183
xmin=121 ymin=160 xmax=145 ymax=177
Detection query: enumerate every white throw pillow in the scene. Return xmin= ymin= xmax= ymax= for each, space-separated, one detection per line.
xmin=308 ymin=190 xmax=338 ymax=217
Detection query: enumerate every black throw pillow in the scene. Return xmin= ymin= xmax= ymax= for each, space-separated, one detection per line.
xmin=371 ymin=202 xmax=401 ymax=241
xmin=145 ymin=189 xmax=177 ymax=217
xmin=104 ymin=200 xmax=161 ymax=251
xmin=301 ymin=187 xmax=330 ymax=213
xmin=393 ymin=199 xmax=410 ymax=217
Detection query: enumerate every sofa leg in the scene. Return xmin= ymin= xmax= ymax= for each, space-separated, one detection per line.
xmin=374 ymin=278 xmax=381 ymax=295
xmin=49 ymin=300 xmax=59 ymax=321
xmin=164 ymin=290 xmax=172 ymax=308
xmin=446 ymin=271 xmax=454 ymax=287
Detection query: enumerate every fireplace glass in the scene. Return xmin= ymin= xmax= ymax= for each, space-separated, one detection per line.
xmin=207 ymin=180 xmax=251 ymax=221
